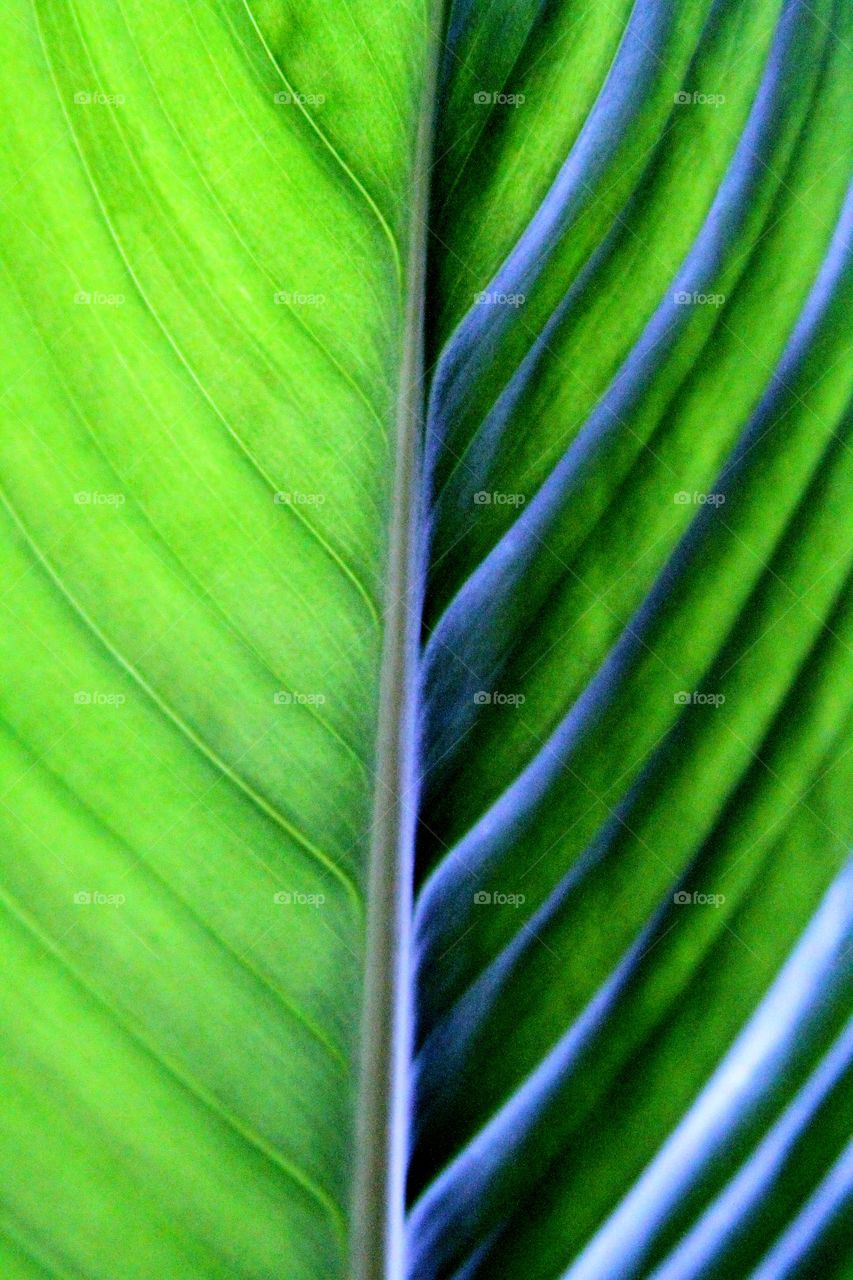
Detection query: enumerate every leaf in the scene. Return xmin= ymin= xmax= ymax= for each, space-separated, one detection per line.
xmin=1 ymin=2 xmax=852 ymax=1280
xmin=409 ymin=0 xmax=853 ymax=1276
xmin=0 ymin=1 xmax=429 ymax=1276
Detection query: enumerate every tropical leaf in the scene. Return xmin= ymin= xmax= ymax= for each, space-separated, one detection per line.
xmin=409 ymin=0 xmax=853 ymax=1275
xmin=0 ymin=2 xmax=851 ymax=1280
xmin=0 ymin=1 xmax=429 ymax=1276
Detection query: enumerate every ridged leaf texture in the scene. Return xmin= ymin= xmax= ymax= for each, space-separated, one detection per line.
xmin=0 ymin=2 xmax=851 ymax=1279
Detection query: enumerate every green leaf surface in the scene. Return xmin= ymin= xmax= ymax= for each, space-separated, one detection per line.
xmin=1 ymin=1 xmax=851 ymax=1279
xmin=410 ymin=0 xmax=853 ymax=1276
xmin=0 ymin=1 xmax=429 ymax=1275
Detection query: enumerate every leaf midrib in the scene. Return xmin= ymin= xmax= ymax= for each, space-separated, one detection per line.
xmin=351 ymin=4 xmax=446 ymax=1276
